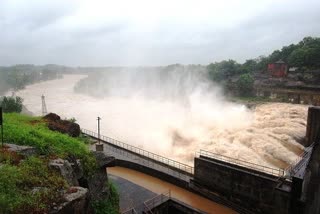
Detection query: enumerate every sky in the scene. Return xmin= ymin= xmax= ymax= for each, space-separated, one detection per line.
xmin=0 ymin=0 xmax=320 ymax=66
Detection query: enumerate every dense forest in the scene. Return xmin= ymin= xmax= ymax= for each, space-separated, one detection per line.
xmin=207 ymin=36 xmax=320 ymax=80
xmin=0 ymin=64 xmax=68 ymax=95
xmin=207 ymin=36 xmax=320 ymax=95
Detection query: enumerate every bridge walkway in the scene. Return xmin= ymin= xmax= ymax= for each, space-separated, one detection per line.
xmin=82 ymin=129 xmax=193 ymax=183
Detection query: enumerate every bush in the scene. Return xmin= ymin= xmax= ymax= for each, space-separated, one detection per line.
xmin=236 ymin=73 xmax=254 ymax=96
xmin=0 ymin=96 xmax=23 ymax=113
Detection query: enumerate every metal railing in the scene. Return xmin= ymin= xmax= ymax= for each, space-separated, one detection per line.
xmin=197 ymin=149 xmax=286 ymax=177
xmin=81 ymin=128 xmax=194 ymax=175
xmin=285 ymin=142 xmax=314 ymax=176
xmin=143 ymin=190 xmax=171 ymax=213
xmin=122 ymin=208 xmax=138 ymax=214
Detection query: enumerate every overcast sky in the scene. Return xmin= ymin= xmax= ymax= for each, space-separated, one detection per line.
xmin=0 ymin=0 xmax=320 ymax=66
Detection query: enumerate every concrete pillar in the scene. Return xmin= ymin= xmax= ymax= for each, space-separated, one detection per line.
xmin=305 ymin=107 xmax=320 ymax=147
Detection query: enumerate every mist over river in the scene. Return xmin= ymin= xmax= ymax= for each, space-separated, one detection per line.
xmin=14 ymin=74 xmax=307 ymax=169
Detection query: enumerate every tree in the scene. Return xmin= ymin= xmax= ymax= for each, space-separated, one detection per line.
xmin=207 ymin=60 xmax=241 ymax=82
xmin=288 ymin=49 xmax=306 ymax=67
xmin=237 ymin=73 xmax=254 ymax=96
xmin=0 ymin=96 xmax=23 ymax=113
xmin=240 ymin=59 xmax=258 ymax=73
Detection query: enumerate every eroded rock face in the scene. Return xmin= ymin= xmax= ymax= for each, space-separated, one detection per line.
xmin=93 ymin=151 xmax=116 ymax=169
xmin=5 ymin=143 xmax=37 ymax=157
xmin=49 ymin=158 xmax=79 ymax=186
xmin=50 ymin=187 xmax=89 ymax=214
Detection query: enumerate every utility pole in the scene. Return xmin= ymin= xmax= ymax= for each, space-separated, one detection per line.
xmin=41 ymin=95 xmax=48 ymax=116
xmin=96 ymin=116 xmax=103 ymax=151
xmin=97 ymin=116 xmax=101 ymax=144
xmin=0 ymin=107 xmax=3 ymax=147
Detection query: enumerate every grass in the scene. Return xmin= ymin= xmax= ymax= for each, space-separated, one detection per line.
xmin=0 ymin=156 xmax=67 ymax=213
xmin=2 ymin=113 xmax=97 ymax=177
xmin=3 ymin=113 xmax=88 ymax=157
xmin=0 ymin=113 xmax=102 ymax=213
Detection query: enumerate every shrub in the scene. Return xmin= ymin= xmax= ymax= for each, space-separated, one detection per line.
xmin=0 ymin=96 xmax=23 ymax=113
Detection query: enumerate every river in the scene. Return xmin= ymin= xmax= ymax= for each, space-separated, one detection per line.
xmin=14 ymin=74 xmax=308 ymax=169
xmin=108 ymin=166 xmax=237 ymax=214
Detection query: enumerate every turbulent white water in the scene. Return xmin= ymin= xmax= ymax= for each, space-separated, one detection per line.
xmin=14 ymin=74 xmax=307 ymax=169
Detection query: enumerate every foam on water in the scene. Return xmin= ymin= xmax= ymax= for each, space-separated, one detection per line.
xmin=14 ymin=74 xmax=307 ymax=169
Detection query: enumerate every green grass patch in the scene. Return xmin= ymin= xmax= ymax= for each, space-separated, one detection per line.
xmin=2 ymin=113 xmax=96 ymax=176
xmin=0 ymin=156 xmax=67 ymax=213
xmin=3 ymin=113 xmax=87 ymax=157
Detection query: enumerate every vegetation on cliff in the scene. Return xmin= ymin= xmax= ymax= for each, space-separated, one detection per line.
xmin=0 ymin=155 xmax=67 ymax=213
xmin=0 ymin=113 xmax=119 ymax=213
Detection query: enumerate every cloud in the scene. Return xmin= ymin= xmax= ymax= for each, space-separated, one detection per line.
xmin=0 ymin=0 xmax=319 ymax=66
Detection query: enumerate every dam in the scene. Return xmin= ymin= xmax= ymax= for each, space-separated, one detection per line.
xmin=82 ymin=106 xmax=320 ymax=214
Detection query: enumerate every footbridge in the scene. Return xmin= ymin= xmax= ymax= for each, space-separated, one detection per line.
xmin=81 ymin=129 xmax=194 ymax=182
xmin=80 ymin=127 xmax=314 ymax=214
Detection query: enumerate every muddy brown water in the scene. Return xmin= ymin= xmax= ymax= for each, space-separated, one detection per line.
xmin=15 ymin=75 xmax=308 ymax=169
xmin=108 ymin=166 xmax=237 ymax=214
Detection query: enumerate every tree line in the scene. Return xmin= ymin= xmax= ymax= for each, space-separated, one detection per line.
xmin=207 ymin=36 xmax=320 ymax=96
xmin=0 ymin=64 xmax=65 ymax=95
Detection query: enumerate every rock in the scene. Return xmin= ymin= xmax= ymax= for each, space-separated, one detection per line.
xmin=83 ymin=152 xmax=115 ymax=201
xmin=86 ymin=168 xmax=109 ymax=201
xmin=44 ymin=113 xmax=80 ymax=137
xmin=44 ymin=113 xmax=61 ymax=121
xmin=5 ymin=143 xmax=37 ymax=157
xmin=50 ymin=186 xmax=89 ymax=214
xmin=48 ymin=120 xmax=81 ymax=137
xmin=66 ymin=156 xmax=84 ymax=181
xmin=92 ymin=151 xmax=116 ymax=169
xmin=49 ymin=158 xmax=79 ymax=186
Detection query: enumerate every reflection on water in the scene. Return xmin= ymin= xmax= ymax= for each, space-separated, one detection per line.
xmin=108 ymin=166 xmax=237 ymax=214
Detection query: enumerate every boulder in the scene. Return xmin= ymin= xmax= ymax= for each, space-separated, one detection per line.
xmin=49 ymin=158 xmax=79 ymax=186
xmin=44 ymin=113 xmax=61 ymax=121
xmin=44 ymin=113 xmax=80 ymax=137
xmin=50 ymin=187 xmax=89 ymax=214
xmin=5 ymin=143 xmax=37 ymax=157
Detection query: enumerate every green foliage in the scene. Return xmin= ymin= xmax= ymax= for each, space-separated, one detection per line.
xmin=237 ymin=73 xmax=254 ymax=96
xmin=0 ymin=157 xmax=67 ymax=213
xmin=92 ymin=182 xmax=119 ymax=214
xmin=3 ymin=113 xmax=96 ymax=176
xmin=207 ymin=60 xmax=240 ymax=81
xmin=0 ymin=113 xmax=98 ymax=213
xmin=287 ymin=37 xmax=320 ymax=68
xmin=207 ymin=36 xmax=320 ymax=84
xmin=0 ymin=96 xmax=23 ymax=113
xmin=0 ymin=64 xmax=64 ymax=95
xmin=4 ymin=114 xmax=85 ymax=156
